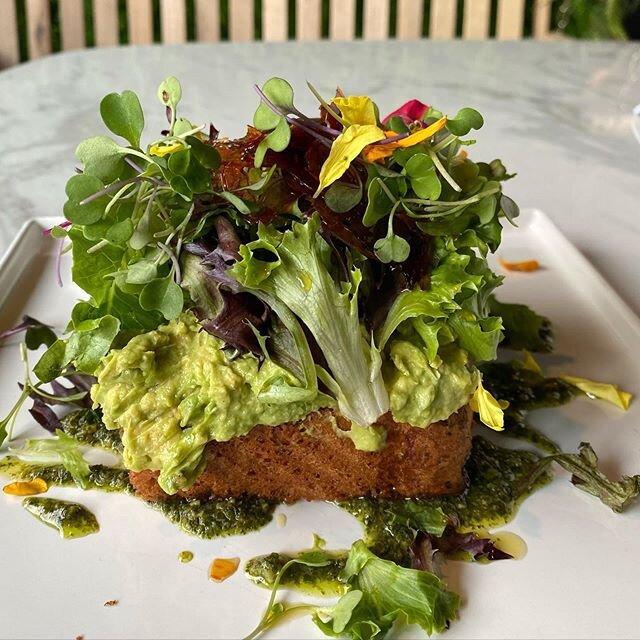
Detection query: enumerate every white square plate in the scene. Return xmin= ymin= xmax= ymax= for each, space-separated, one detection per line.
xmin=0 ymin=210 xmax=638 ymax=639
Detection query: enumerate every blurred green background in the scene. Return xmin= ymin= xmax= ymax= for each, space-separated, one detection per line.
xmin=13 ymin=0 xmax=640 ymax=62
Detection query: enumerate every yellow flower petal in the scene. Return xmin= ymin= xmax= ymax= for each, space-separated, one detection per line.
xmin=396 ymin=116 xmax=448 ymax=148
xmin=363 ymin=116 xmax=448 ymax=163
xmin=333 ymin=96 xmax=378 ymax=126
xmin=315 ymin=124 xmax=385 ymax=196
xmin=3 ymin=478 xmax=48 ymax=496
xmin=469 ymin=379 xmax=509 ymax=431
xmin=149 ymin=140 xmax=183 ymax=157
xmin=521 ymin=350 xmax=543 ymax=375
xmin=560 ymin=375 xmax=632 ymax=411
xmin=363 ymin=132 xmax=402 ymax=163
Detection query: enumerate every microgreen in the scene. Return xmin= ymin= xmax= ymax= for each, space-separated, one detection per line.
xmin=520 ymin=443 xmax=640 ymax=513
xmin=253 ymin=78 xmax=295 ymax=167
xmin=100 ymin=90 xmax=145 ymax=148
xmin=373 ymin=203 xmax=410 ymax=264
xmin=306 ymin=81 xmax=348 ymax=126
xmin=75 ymin=136 xmax=126 ymax=182
xmin=245 ymin=540 xmax=460 ymax=640
xmin=445 ymin=107 xmax=484 ymax=136
xmin=0 ymin=338 xmax=92 ymax=448
xmin=63 ymin=175 xmax=109 ymax=224
xmin=243 ymin=546 xmax=331 ymax=640
xmin=404 ymin=153 xmax=441 ymax=200
xmin=33 ymin=76 xmax=249 ymax=381
xmin=158 ymin=76 xmax=182 ymax=134
xmin=324 ymin=180 xmax=363 ymax=213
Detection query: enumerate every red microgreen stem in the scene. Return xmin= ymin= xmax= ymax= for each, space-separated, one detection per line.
xmin=288 ymin=105 xmax=341 ymax=137
xmin=253 ymin=85 xmax=337 ymax=146
xmin=42 ymin=220 xmax=71 ymax=236
xmin=125 ymin=156 xmax=168 ymax=185
xmin=1 ymin=318 xmax=37 ymax=341
xmin=79 ymin=177 xmax=141 ymax=205
xmin=371 ymin=131 xmax=410 ymax=146
xmin=124 ymin=156 xmax=169 ymax=187
xmin=125 ymin=156 xmax=146 ymax=173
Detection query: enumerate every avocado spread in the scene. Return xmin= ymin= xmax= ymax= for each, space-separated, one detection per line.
xmin=92 ymin=313 xmax=326 ymax=494
xmin=385 ymin=341 xmax=479 ymax=427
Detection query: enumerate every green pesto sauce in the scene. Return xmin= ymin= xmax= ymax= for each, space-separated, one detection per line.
xmin=480 ymin=360 xmax=577 ymax=455
xmin=0 ymin=445 xmax=275 ymax=539
xmin=149 ymin=496 xmax=276 ymax=539
xmin=245 ymin=552 xmax=346 ymax=596
xmin=61 ymin=409 xmax=123 ymax=453
xmin=178 ymin=551 xmax=194 ymax=563
xmin=502 ymin=414 xmax=561 ymax=455
xmin=436 ymin=436 xmax=552 ymax=529
xmin=480 ymin=361 xmax=577 ymax=411
xmin=22 ymin=497 xmax=99 ymax=538
xmin=340 ymin=437 xmax=552 ymax=565
xmin=338 ymin=498 xmax=422 ymax=565
xmin=0 ymin=457 xmax=133 ymax=494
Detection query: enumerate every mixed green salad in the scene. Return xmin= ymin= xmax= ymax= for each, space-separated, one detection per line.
xmin=0 ymin=77 xmax=637 ymax=639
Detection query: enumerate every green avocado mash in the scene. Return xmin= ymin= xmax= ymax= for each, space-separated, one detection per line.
xmin=92 ymin=313 xmax=326 ymax=494
xmin=385 ymin=341 xmax=479 ymax=427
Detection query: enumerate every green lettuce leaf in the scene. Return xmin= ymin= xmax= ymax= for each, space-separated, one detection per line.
xmin=10 ymin=430 xmax=91 ymax=489
xmin=230 ymin=215 xmax=389 ymax=429
xmin=313 ymin=541 xmax=460 ymax=639
xmin=377 ymin=242 xmax=503 ymax=363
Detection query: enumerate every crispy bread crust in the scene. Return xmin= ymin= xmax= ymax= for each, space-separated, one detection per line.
xmin=130 ymin=406 xmax=473 ymax=503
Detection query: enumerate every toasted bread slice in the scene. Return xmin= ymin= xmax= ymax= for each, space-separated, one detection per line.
xmin=130 ymin=406 xmax=473 ymax=502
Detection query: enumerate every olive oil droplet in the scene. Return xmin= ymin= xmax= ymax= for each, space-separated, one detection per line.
xmin=492 ymin=531 xmax=527 ymax=560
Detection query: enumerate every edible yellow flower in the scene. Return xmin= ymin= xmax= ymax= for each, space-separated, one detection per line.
xmin=521 ymin=350 xmax=543 ymax=375
xmin=469 ymin=379 xmax=509 ymax=431
xmin=363 ymin=116 xmax=448 ymax=163
xmin=149 ymin=140 xmax=183 ymax=157
xmin=314 ymin=124 xmax=385 ymax=196
xmin=333 ymin=96 xmax=378 ymax=126
xmin=561 ymin=375 xmax=632 ymax=410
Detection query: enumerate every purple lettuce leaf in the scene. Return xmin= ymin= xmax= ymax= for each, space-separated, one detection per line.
xmin=0 ymin=316 xmax=56 ymax=348
xmin=28 ymin=396 xmax=62 ymax=433
xmin=410 ymin=529 xmax=512 ymax=569
xmin=431 ymin=529 xmax=513 ymax=562
xmin=200 ymin=289 xmax=270 ymax=355
xmin=183 ymin=215 xmax=270 ymax=354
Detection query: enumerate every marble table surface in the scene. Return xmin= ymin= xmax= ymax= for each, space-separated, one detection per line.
xmin=0 ymin=40 xmax=638 ymax=314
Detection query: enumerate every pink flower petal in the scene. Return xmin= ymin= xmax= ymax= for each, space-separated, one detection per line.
xmin=382 ymin=99 xmax=429 ymax=125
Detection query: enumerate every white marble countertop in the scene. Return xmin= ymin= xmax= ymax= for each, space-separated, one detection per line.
xmin=0 ymin=40 xmax=639 ymax=313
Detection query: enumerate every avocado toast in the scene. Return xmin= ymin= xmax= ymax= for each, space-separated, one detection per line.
xmin=45 ymin=77 xmax=510 ymax=500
